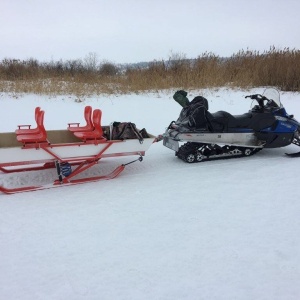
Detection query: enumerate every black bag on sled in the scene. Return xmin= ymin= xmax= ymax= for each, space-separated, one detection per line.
xmin=176 ymin=96 xmax=210 ymax=129
xmin=111 ymin=122 xmax=148 ymax=142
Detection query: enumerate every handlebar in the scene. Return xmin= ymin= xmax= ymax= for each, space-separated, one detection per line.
xmin=245 ymin=94 xmax=267 ymax=101
xmin=245 ymin=94 xmax=269 ymax=109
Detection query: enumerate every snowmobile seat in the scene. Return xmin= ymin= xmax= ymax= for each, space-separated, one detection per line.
xmin=202 ymin=111 xmax=224 ymax=132
xmin=16 ymin=110 xmax=48 ymax=144
xmin=212 ymin=111 xmax=276 ymax=131
xmin=73 ymin=109 xmax=106 ymax=142
xmin=228 ymin=113 xmax=252 ymax=128
xmin=208 ymin=111 xmax=231 ymax=131
xmin=68 ymin=106 xmax=94 ymax=132
xmin=15 ymin=107 xmax=41 ymax=135
xmin=209 ymin=111 xmax=253 ymax=131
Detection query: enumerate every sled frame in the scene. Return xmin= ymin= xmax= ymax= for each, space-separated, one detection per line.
xmin=0 ymin=141 xmax=145 ymax=194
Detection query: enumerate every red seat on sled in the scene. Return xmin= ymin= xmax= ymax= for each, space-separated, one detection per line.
xmin=15 ymin=107 xmax=41 ymax=135
xmin=68 ymin=106 xmax=94 ymax=132
xmin=73 ymin=109 xmax=106 ymax=141
xmin=16 ymin=110 xmax=48 ymax=144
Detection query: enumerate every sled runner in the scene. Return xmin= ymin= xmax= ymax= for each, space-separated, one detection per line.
xmin=162 ymin=88 xmax=300 ymax=163
xmin=0 ymin=107 xmax=155 ymax=194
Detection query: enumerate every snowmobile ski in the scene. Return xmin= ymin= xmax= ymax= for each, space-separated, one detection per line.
xmin=285 ymin=135 xmax=300 ymax=156
xmin=285 ymin=151 xmax=300 ymax=157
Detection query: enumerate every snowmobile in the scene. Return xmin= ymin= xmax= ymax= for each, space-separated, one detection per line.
xmin=162 ymin=88 xmax=300 ymax=163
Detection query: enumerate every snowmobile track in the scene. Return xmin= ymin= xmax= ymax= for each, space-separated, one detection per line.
xmin=176 ymin=142 xmax=262 ymax=163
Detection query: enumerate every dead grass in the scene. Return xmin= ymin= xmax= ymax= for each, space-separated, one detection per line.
xmin=1 ymin=47 xmax=300 ymax=96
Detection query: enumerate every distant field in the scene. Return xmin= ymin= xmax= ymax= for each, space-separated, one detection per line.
xmin=1 ymin=47 xmax=300 ymax=96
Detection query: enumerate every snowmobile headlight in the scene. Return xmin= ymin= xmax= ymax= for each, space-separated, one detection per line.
xmin=275 ymin=116 xmax=287 ymax=121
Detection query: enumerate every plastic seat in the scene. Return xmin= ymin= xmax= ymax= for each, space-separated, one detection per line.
xmin=73 ymin=109 xmax=106 ymax=141
xmin=16 ymin=110 xmax=48 ymax=144
xmin=15 ymin=107 xmax=41 ymax=135
xmin=68 ymin=106 xmax=94 ymax=132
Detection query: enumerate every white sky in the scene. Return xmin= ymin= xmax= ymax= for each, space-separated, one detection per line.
xmin=1 ymin=0 xmax=300 ymax=63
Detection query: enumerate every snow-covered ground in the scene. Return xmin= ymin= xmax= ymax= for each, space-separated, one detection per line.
xmin=1 ymin=88 xmax=300 ymax=300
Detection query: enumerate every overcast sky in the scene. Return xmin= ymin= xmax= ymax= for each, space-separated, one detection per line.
xmin=1 ymin=0 xmax=300 ymax=63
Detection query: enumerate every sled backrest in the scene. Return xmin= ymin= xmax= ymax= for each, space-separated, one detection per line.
xmin=37 ymin=110 xmax=46 ymax=135
xmin=84 ymin=105 xmax=93 ymax=128
xmin=35 ymin=106 xmax=41 ymax=121
xmin=92 ymin=109 xmax=104 ymax=137
xmin=15 ymin=107 xmax=41 ymax=135
xmin=72 ymin=109 xmax=106 ymax=141
xmin=16 ymin=110 xmax=48 ymax=144
xmin=68 ymin=105 xmax=94 ymax=132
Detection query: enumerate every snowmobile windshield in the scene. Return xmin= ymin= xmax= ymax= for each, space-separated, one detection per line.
xmin=262 ymin=88 xmax=282 ymax=108
xmin=250 ymin=88 xmax=282 ymax=111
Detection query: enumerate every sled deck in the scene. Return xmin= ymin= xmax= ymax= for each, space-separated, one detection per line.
xmin=0 ymin=107 xmax=155 ymax=194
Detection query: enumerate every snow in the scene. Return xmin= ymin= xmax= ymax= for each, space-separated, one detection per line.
xmin=1 ymin=88 xmax=300 ymax=300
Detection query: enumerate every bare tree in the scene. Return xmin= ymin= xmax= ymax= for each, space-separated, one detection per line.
xmin=84 ymin=52 xmax=98 ymax=72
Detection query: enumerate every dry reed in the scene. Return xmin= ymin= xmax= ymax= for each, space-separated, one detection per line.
xmin=0 ymin=47 xmax=299 ymax=96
